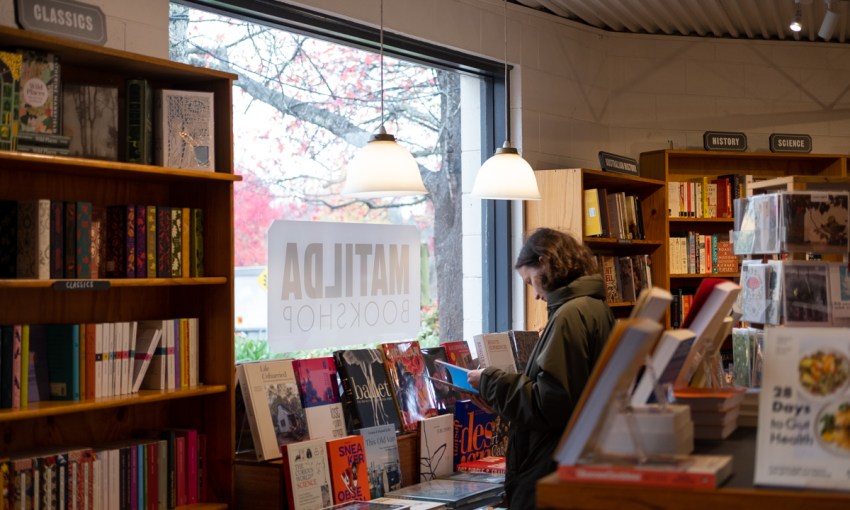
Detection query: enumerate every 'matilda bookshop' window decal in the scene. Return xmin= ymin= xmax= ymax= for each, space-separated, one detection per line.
xmin=267 ymin=220 xmax=421 ymax=352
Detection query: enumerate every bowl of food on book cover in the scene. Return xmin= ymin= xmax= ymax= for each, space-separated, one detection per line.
xmin=815 ymin=399 xmax=850 ymax=456
xmin=797 ymin=349 xmax=850 ymax=400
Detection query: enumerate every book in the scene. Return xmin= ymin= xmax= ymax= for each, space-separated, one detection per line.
xmin=599 ymin=404 xmax=694 ymax=455
xmin=630 ymin=329 xmax=696 ymax=406
xmin=171 ymin=207 xmax=183 ymax=277
xmin=780 ymin=191 xmax=850 ymax=255
xmin=327 ymin=435 xmax=371 ymax=504
xmin=131 ymin=321 xmax=162 ymax=393
xmin=420 ymin=346 xmax=454 ymax=413
xmin=419 ymin=414 xmax=453 ymax=481
xmin=46 ymin=324 xmax=81 ymax=401
xmin=827 ymin=262 xmax=850 ymax=325
xmin=384 ymin=478 xmax=504 ymax=508
xmin=440 ymin=470 xmax=505 ymax=484
xmin=381 ymin=341 xmax=438 ymax=433
xmin=583 ymin=188 xmax=603 ymax=237
xmin=324 ymin=502 xmax=411 ymax=510
xmin=554 ymin=318 xmax=664 ymax=466
xmin=372 ymin=497 xmax=444 ymax=510
xmin=358 ymin=424 xmax=403 ymax=499
xmin=293 ymin=356 xmax=341 ymax=408
xmin=281 ymin=438 xmax=333 ymax=510
xmin=16 ymin=199 xmax=50 ymax=279
xmin=134 ymin=204 xmax=146 ymax=278
xmin=672 ymin=387 xmax=746 ymax=412
xmin=76 ymin=201 xmax=92 ymax=278
xmin=190 ymin=208 xmax=204 ymax=277
xmin=26 ymin=324 xmax=49 ymax=403
xmin=452 ymin=400 xmax=494 ymax=468
xmin=0 ymin=200 xmax=17 ymax=278
xmin=0 ymin=50 xmax=22 ymax=151
xmin=430 ymin=360 xmax=477 ymax=395
xmin=18 ymin=50 xmax=60 ymax=135
xmin=335 ymin=348 xmax=404 ymax=434
xmin=455 ymin=455 xmax=506 ymax=474
xmin=236 ymin=359 xmax=308 ymax=461
xmin=155 ymin=89 xmax=215 ymax=171
xmin=782 ymin=261 xmax=831 ymax=326
xmin=125 ymin=79 xmax=153 ymax=164
xmin=471 ymin=333 xmax=517 ymax=373
xmin=304 ymin=402 xmax=348 ymax=442
xmin=441 ymin=341 xmax=473 ymax=369
xmin=145 ymin=205 xmax=157 ymax=278
xmin=63 ymin=84 xmax=119 ymax=160
xmin=507 ymin=330 xmax=539 ymax=373
xmin=557 ymin=454 xmax=733 ymax=489
xmin=755 ymin=327 xmax=850 ymax=490
xmin=628 ymin=286 xmax=673 ymax=324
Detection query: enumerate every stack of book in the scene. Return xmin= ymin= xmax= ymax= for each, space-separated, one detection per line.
xmin=672 ymin=387 xmax=746 ymax=439
xmin=599 ymin=404 xmax=694 ymax=456
xmin=14 ymin=132 xmax=71 ymax=155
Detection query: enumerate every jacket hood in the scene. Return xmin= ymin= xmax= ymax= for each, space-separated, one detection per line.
xmin=546 ymin=274 xmax=606 ymax=316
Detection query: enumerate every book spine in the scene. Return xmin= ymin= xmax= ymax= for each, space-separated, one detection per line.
xmin=85 ymin=323 xmax=96 ymax=400
xmin=50 ymin=200 xmax=64 ymax=278
xmin=190 ymin=208 xmax=203 ymax=277
xmin=155 ymin=207 xmax=171 ymax=278
xmin=105 ymin=206 xmax=125 ymax=278
xmin=16 ymin=200 xmax=38 ymax=279
xmin=125 ymin=79 xmax=152 ymax=164
xmin=0 ymin=200 xmax=17 ymax=278
xmin=134 ymin=205 xmax=147 ymax=278
xmin=145 ymin=206 xmax=156 ymax=279
xmin=12 ymin=324 xmax=21 ymax=409
xmin=185 ymin=431 xmax=198 ymax=504
xmin=76 ymin=201 xmax=92 ymax=278
xmin=125 ymin=206 xmax=136 ymax=279
xmin=170 ymin=208 xmax=182 ymax=277
xmin=557 ymin=464 xmax=717 ymax=489
xmin=64 ymin=201 xmax=76 ymax=278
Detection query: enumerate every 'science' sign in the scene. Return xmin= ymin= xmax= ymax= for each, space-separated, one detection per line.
xmin=769 ymin=133 xmax=812 ymax=153
xmin=267 ymin=220 xmax=421 ymax=351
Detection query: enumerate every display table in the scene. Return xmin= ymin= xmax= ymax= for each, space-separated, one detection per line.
xmin=537 ymin=427 xmax=850 ymax=509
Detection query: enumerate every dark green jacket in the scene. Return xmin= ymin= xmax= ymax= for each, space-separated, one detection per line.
xmin=479 ymin=274 xmax=614 ymax=510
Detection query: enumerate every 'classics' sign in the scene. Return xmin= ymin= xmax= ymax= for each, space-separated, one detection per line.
xmin=16 ymin=0 xmax=107 ymax=46
xmin=267 ymin=220 xmax=421 ymax=352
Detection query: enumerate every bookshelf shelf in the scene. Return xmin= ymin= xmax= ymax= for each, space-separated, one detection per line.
xmin=583 ymin=238 xmax=663 ymax=249
xmin=668 ymin=217 xmax=735 ymax=223
xmin=0 ymin=385 xmax=228 ymax=423
xmin=669 ymin=272 xmax=740 ymax=279
xmin=0 ymin=25 xmax=237 ymax=506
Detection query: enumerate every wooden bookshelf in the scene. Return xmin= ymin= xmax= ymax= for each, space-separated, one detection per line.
xmin=0 ymin=25 xmax=239 ymax=506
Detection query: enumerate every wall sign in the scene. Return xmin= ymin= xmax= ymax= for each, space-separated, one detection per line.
xmin=267 ymin=220 xmax=421 ymax=352
xmin=52 ymin=280 xmax=110 ymax=291
xmin=703 ymin=131 xmax=747 ymax=152
xmin=769 ymin=133 xmax=812 ymax=153
xmin=598 ymin=151 xmax=639 ymax=176
xmin=15 ymin=0 xmax=107 ymax=46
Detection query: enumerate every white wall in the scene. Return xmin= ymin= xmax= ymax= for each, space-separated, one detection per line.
xmin=1 ymin=0 xmax=169 ymax=57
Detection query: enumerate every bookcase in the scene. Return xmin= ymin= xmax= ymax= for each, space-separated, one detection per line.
xmin=639 ymin=149 xmax=847 ymax=327
xmin=523 ymin=168 xmax=667 ymax=331
xmin=0 ymin=25 xmax=238 ymax=508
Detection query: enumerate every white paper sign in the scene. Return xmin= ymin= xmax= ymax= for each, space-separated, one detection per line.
xmin=755 ymin=327 xmax=850 ymax=490
xmin=267 ymin=220 xmax=421 ymax=351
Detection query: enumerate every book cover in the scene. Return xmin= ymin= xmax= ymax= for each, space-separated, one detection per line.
xmin=18 ymin=50 xmax=60 ymax=135
xmin=63 ymin=84 xmax=119 ymax=160
xmin=357 ymin=424 xmax=402 ymax=499
xmin=76 ymin=201 xmax=92 ymax=278
xmin=134 ymin=204 xmax=147 ymax=278
xmin=507 ymin=330 xmax=539 ymax=374
xmin=583 ymin=188 xmax=603 ymax=237
xmin=430 ymin=360 xmax=477 ymax=395
xmin=631 ymin=329 xmax=696 ymax=406
xmin=781 ymin=191 xmax=849 ymax=255
xmin=455 ymin=455 xmax=506 ymax=474
xmin=0 ymin=50 xmax=21 ymax=151
xmin=156 ymin=206 xmax=172 ymax=277
xmin=0 ymin=200 xmax=17 ymax=278
xmin=171 ymin=207 xmax=183 ymax=277
xmin=420 ymin=346 xmax=455 ymax=413
xmin=558 ymin=454 xmax=733 ymax=489
xmin=453 ymin=400 xmax=494 ymax=468
xmin=334 ymin=348 xmax=404 ymax=434
xmin=125 ymin=79 xmax=153 ymax=164
xmin=155 ymin=89 xmax=215 ymax=171
xmin=281 ymin=438 xmax=333 ymax=510
xmin=628 ymin=287 xmax=673 ymax=323
xmin=471 ymin=333 xmax=517 ymax=373
xmin=828 ymin=262 xmax=850 ymax=325
xmin=782 ymin=261 xmax=831 ymax=326
xmin=419 ymin=414 xmax=453 ymax=481
xmin=327 ymin=435 xmax=371 ymax=503
xmin=45 ymin=323 xmax=81 ymax=401
xmin=292 ymin=356 xmax=341 ymax=408
xmin=755 ymin=327 xmax=850 ymax=490
xmin=145 ymin=205 xmax=157 ymax=278
xmin=236 ymin=359 xmax=308 ymax=461
xmin=441 ymin=341 xmax=473 ymax=369
xmin=554 ymin=319 xmax=664 ymax=466
xmin=305 ymin=402 xmax=347 ymax=441
xmin=384 ymin=478 xmax=503 ymax=506
xmin=381 ymin=341 xmax=439 ymax=432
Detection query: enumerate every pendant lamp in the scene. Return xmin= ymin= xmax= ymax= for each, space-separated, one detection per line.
xmin=471 ymin=0 xmax=540 ymax=201
xmin=342 ymin=0 xmax=427 ymax=198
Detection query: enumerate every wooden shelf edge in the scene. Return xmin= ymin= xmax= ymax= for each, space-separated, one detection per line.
xmin=583 ymin=237 xmax=663 ymax=246
xmin=0 ymin=277 xmax=228 ymax=288
xmin=607 ymin=301 xmax=637 ymax=308
xmin=177 ymin=504 xmax=228 ymax=510
xmin=0 ymin=385 xmax=228 ymax=423
xmin=669 ymin=217 xmax=735 ymax=223
xmin=644 ymin=148 xmax=849 ymax=160
xmin=670 ymin=273 xmax=740 ymax=279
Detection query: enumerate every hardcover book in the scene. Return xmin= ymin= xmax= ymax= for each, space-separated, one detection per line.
xmin=26 ymin=324 xmax=49 ymax=402
xmin=146 ymin=205 xmax=157 ymax=278
xmin=236 ymin=359 xmax=308 ymax=461
xmin=507 ymin=330 xmax=539 ymax=373
xmin=18 ymin=50 xmax=60 ymax=134
xmin=357 ymin=424 xmax=402 ymax=499
xmin=471 ymin=333 xmax=517 ymax=373
xmin=419 ymin=414 xmax=453 ymax=481
xmin=190 ymin=208 xmax=204 ymax=277
xmin=0 ymin=50 xmax=21 ymax=151
xmin=327 ymin=435 xmax=371 ymax=504
xmin=755 ymin=327 xmax=850 ymax=490
xmin=441 ymin=341 xmax=473 ymax=369
xmin=293 ymin=356 xmax=341 ymax=408
xmin=134 ymin=204 xmax=146 ymax=278
xmin=453 ymin=400 xmax=494 ymax=468
xmin=381 ymin=341 xmax=439 ymax=432
xmin=45 ymin=323 xmax=81 ymax=401
xmin=64 ymin=200 xmax=76 ymax=278
xmin=304 ymin=402 xmax=347 ymax=441
xmin=455 ymin=455 xmax=506 ymax=475
xmin=780 ymin=191 xmax=849 ymax=255
xmin=155 ymin=89 xmax=215 ymax=171
xmin=281 ymin=438 xmax=333 ymax=510
xmin=63 ymin=84 xmax=119 ymax=160
xmin=630 ymin=329 xmax=697 ymax=406
xmin=125 ymin=79 xmax=153 ymax=164
xmin=0 ymin=200 xmax=17 ymax=278
xmin=782 ymin=261 xmax=830 ymax=326
xmin=76 ymin=201 xmax=92 ymax=278
xmin=49 ymin=200 xmax=63 ymax=278
xmin=156 ymin=206 xmax=172 ymax=277
xmin=384 ymin=478 xmax=503 ymax=508
xmin=16 ymin=199 xmax=50 ymax=279
xmin=558 ymin=454 xmax=732 ymax=488
xmin=334 ymin=348 xmax=403 ymax=434
xmin=171 ymin=207 xmax=183 ymax=277
xmin=420 ymin=346 xmax=455 ymax=413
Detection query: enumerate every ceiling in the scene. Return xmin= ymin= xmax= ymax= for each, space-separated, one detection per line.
xmin=515 ymin=0 xmax=850 ymax=44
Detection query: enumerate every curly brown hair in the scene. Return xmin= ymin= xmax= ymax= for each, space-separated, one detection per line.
xmin=514 ymin=228 xmax=598 ymax=292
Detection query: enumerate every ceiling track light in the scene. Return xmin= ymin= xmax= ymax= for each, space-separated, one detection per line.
xmin=819 ymin=0 xmax=839 ymax=40
xmin=471 ymin=0 xmax=540 ymax=201
xmin=342 ymin=0 xmax=427 ymax=199
xmin=790 ymin=0 xmax=803 ymax=32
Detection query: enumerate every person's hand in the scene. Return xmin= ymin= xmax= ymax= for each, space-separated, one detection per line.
xmin=467 ymin=368 xmax=484 ymax=390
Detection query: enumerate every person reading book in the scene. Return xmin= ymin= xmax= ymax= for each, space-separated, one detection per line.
xmin=468 ymin=227 xmax=615 ymax=510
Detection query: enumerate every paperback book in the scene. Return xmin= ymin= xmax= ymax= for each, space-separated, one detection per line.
xmin=18 ymin=50 xmax=60 ymax=135
xmin=471 ymin=333 xmax=517 ymax=373
xmin=419 ymin=414 xmax=453 ymax=481
xmin=558 ymin=454 xmax=733 ymax=489
xmin=381 ymin=341 xmax=438 ymax=433
xmin=335 ymin=348 xmax=403 ymax=434
xmin=357 ymin=424 xmax=402 ymax=499
xmin=420 ymin=346 xmax=455 ymax=413
xmin=327 ymin=435 xmax=371 ymax=504
xmin=453 ymin=400 xmax=494 ymax=468
xmin=282 ymin=438 xmax=333 ymax=510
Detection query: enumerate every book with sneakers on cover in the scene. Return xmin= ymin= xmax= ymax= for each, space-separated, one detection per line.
xmin=293 ymin=356 xmax=346 ymax=440
xmin=381 ymin=341 xmax=439 ymax=433
xmin=155 ymin=89 xmax=215 ymax=171
xmin=334 ymin=348 xmax=404 ymax=434
xmin=472 ymin=333 xmax=517 ymax=374
xmin=327 ymin=435 xmax=371 ymax=504
xmin=419 ymin=414 xmax=453 ymax=482
xmin=281 ymin=438 xmax=333 ymax=510
xmin=554 ymin=319 xmax=664 ymax=466
xmin=357 ymin=424 xmax=403 ymax=499
xmin=557 ymin=454 xmax=733 ymax=488
xmin=236 ymin=359 xmax=308 ymax=461
xmin=755 ymin=327 xmax=850 ymax=490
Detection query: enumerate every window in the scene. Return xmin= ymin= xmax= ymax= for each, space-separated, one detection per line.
xmin=170 ymin=1 xmax=505 ymax=360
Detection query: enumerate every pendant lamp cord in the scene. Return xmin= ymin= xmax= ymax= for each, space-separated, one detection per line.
xmin=380 ymin=0 xmax=385 ymax=130
xmin=504 ymin=0 xmax=510 ymax=146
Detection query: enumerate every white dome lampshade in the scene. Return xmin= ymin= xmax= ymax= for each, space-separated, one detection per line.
xmin=343 ymin=129 xmax=427 ymax=198
xmin=471 ymin=144 xmax=540 ymax=200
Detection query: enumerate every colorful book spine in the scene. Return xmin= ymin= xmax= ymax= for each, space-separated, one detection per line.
xmin=76 ymin=201 xmax=92 ymax=278
xmin=156 ymin=206 xmax=171 ymax=278
xmin=64 ymin=201 xmax=76 ymax=278
xmin=181 ymin=207 xmax=190 ymax=278
xmin=170 ymin=208 xmax=182 ymax=277
xmin=12 ymin=324 xmax=22 ymax=409
xmin=146 ymin=205 xmax=157 ymax=278
xmin=0 ymin=51 xmax=22 ymax=151
xmin=90 ymin=206 xmax=105 ymax=279
xmin=20 ymin=324 xmax=29 ymax=407
xmin=135 ymin=204 xmax=147 ymax=278
xmin=190 ymin=208 xmax=204 ymax=277
xmin=50 ymin=200 xmax=64 ymax=278
xmin=125 ymin=205 xmax=136 ymax=279
xmin=0 ymin=325 xmax=12 ymax=408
